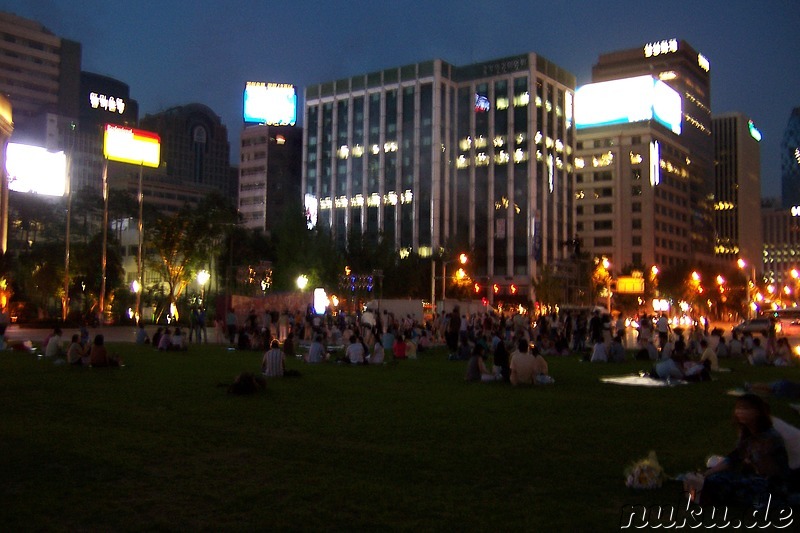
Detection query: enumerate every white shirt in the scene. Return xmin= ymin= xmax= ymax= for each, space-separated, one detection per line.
xmin=346 ymin=342 xmax=365 ymax=364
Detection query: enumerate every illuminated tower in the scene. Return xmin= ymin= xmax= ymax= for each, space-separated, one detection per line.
xmin=781 ymin=107 xmax=800 ymax=209
xmin=592 ymin=39 xmax=714 ymax=263
xmin=712 ymin=113 xmax=762 ymax=268
xmin=303 ymin=53 xmax=576 ymax=300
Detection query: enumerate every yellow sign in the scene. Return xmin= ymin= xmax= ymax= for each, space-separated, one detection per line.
xmin=103 ymin=124 xmax=160 ymax=168
xmin=616 ymin=276 xmax=645 ymax=294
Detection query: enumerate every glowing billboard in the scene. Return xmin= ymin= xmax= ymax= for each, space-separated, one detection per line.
xmin=103 ymin=124 xmax=161 ymax=167
xmin=6 ymin=143 xmax=67 ymax=196
xmin=243 ymin=82 xmax=297 ymax=125
xmin=574 ymin=75 xmax=682 ymax=135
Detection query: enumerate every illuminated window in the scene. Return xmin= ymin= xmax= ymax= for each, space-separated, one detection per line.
xmin=459 ymin=137 xmax=472 ymax=151
xmin=475 ymin=152 xmax=489 ymax=166
xmin=513 ymin=149 xmax=528 ymax=163
xmin=352 ymin=145 xmax=364 ymax=158
xmin=495 ymin=151 xmax=510 ymax=165
xmin=337 ymin=145 xmax=350 ymax=159
xmin=456 ymin=155 xmax=470 ymax=169
xmin=574 ymin=157 xmax=585 ymax=169
xmin=496 ymin=97 xmax=509 ymax=110
xmin=474 ymin=136 xmax=487 ymax=148
xmin=592 ymin=152 xmax=614 ymax=168
xmin=630 ymin=152 xmax=642 ymax=165
xmin=513 ymin=92 xmax=530 ymax=107
xmin=493 ymin=136 xmax=505 ymax=148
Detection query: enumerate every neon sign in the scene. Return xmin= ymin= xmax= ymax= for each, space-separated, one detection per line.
xmin=644 ymin=39 xmax=678 ymax=58
xmin=90 ymin=92 xmax=126 ymax=114
xmin=748 ymin=120 xmax=762 ymax=142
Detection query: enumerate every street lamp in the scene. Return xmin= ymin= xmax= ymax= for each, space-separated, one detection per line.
xmin=738 ymin=259 xmax=757 ymax=318
xmin=296 ymin=274 xmax=309 ymax=291
xmin=442 ymin=253 xmax=467 ymax=302
xmin=130 ymin=279 xmax=141 ymax=323
xmin=197 ymin=269 xmax=210 ymax=305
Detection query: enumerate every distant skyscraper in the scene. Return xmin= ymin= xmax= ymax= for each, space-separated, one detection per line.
xmin=0 ymin=11 xmax=81 ymax=141
xmin=781 ymin=107 xmax=800 ymax=208
xmin=239 ymin=124 xmax=302 ymax=234
xmin=712 ymin=113 xmax=762 ymax=269
xmin=303 ymin=53 xmax=576 ymax=301
xmin=574 ymin=76 xmax=692 ymax=268
xmin=139 ymin=103 xmax=232 ymax=196
xmin=592 ymin=38 xmax=715 ymax=263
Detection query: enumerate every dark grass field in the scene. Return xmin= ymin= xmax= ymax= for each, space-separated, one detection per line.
xmin=2 ymin=342 xmax=799 ymax=531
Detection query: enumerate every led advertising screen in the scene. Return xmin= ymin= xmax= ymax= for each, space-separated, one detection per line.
xmin=6 ymin=143 xmax=67 ymax=196
xmin=243 ymin=82 xmax=297 ymax=125
xmin=574 ymin=75 xmax=681 ymax=135
xmin=103 ymin=124 xmax=161 ymax=167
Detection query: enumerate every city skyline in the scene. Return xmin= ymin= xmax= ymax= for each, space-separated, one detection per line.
xmin=3 ymin=0 xmax=798 ymax=198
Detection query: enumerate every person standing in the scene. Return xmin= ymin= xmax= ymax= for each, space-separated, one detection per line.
xmin=226 ymin=308 xmax=237 ymax=347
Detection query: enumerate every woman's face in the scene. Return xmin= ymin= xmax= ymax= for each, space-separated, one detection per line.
xmin=734 ymin=402 xmax=759 ymax=426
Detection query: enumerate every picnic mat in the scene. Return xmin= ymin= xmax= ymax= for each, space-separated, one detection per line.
xmin=600 ymin=375 xmax=687 ymax=387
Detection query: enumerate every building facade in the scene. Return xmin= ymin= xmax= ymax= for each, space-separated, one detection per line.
xmin=781 ymin=107 xmax=800 ymax=209
xmin=574 ymin=120 xmax=692 ymax=269
xmin=0 ymin=11 xmax=81 ymax=141
xmin=762 ymin=198 xmax=800 ymax=285
xmin=302 ymin=54 xmax=576 ymax=299
xmin=138 ymin=103 xmax=232 ymax=198
xmin=712 ymin=113 xmax=762 ymax=269
xmin=591 ymin=38 xmax=715 ymax=264
xmin=239 ymin=124 xmax=302 ymax=234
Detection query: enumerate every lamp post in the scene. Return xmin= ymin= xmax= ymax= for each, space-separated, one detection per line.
xmin=602 ymin=257 xmax=612 ymax=313
xmin=296 ymin=274 xmax=309 ymax=291
xmin=737 ymin=258 xmax=757 ymax=318
xmin=442 ymin=253 xmax=468 ymax=302
xmin=197 ymin=269 xmax=210 ymax=305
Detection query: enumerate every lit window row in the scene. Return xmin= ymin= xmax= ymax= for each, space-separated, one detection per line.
xmin=494 ymin=196 xmax=521 ymax=214
xmin=318 ymin=190 xmax=414 ymax=210
xmin=659 ymin=159 xmax=689 ymax=178
xmin=591 ymin=152 xmax=614 ymax=168
xmin=714 ymin=201 xmax=735 ymax=211
xmin=684 ymin=114 xmax=711 ymax=135
xmin=337 ymin=143 xmax=401 ymax=159
xmin=456 ymin=149 xmax=530 ymax=168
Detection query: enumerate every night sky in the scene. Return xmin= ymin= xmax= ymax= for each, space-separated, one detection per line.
xmin=4 ymin=0 xmax=798 ymax=198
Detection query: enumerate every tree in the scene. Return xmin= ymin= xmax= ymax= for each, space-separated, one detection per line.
xmin=532 ymin=264 xmax=564 ymax=308
xmin=147 ymin=193 xmax=238 ymax=320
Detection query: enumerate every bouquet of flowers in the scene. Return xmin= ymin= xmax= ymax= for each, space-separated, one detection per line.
xmin=624 ymin=451 xmax=665 ymax=489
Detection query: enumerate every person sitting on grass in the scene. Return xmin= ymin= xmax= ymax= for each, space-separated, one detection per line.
xmin=89 ymin=334 xmax=122 ymax=367
xmin=699 ymin=339 xmax=719 ymax=371
xmin=510 ymin=339 xmax=535 ymax=386
xmin=262 ymin=339 xmax=285 ymax=377
xmin=608 ymin=334 xmax=626 ymax=363
xmin=66 ymin=334 xmax=87 ymax=366
xmin=135 ymin=323 xmax=150 ymax=345
xmin=305 ymin=335 xmax=325 ymax=364
xmin=392 ymin=334 xmax=407 ymax=360
xmin=749 ymin=337 xmax=769 ymax=366
xmin=368 ymin=338 xmax=385 ymax=365
xmin=158 ymin=328 xmax=172 ymax=351
xmin=465 ymin=344 xmax=496 ymax=382
xmin=774 ymin=338 xmax=793 ymax=367
xmin=44 ymin=327 xmax=65 ymax=358
xmin=172 ymin=327 xmax=188 ymax=351
xmin=684 ymin=393 xmax=789 ymax=509
xmin=589 ymin=339 xmax=608 ymax=363
xmin=346 ymin=334 xmax=365 ymax=364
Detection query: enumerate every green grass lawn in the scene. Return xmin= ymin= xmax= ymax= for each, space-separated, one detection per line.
xmin=2 ymin=342 xmax=800 ymax=531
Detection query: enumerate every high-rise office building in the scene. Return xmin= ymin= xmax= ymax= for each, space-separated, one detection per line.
xmin=138 ymin=103 xmax=232 ymax=198
xmin=303 ymin=54 xmax=576 ymax=299
xmin=712 ymin=113 xmax=762 ymax=269
xmin=592 ymin=38 xmax=714 ymax=263
xmin=781 ymin=107 xmax=800 ymax=209
xmin=574 ymin=75 xmax=692 ymax=268
xmin=239 ymin=124 xmax=302 ymax=234
xmin=762 ymin=198 xmax=800 ymax=284
xmin=0 ymin=11 xmax=81 ymax=141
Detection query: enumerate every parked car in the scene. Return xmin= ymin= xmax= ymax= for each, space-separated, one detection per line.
xmin=732 ymin=318 xmax=774 ymax=336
